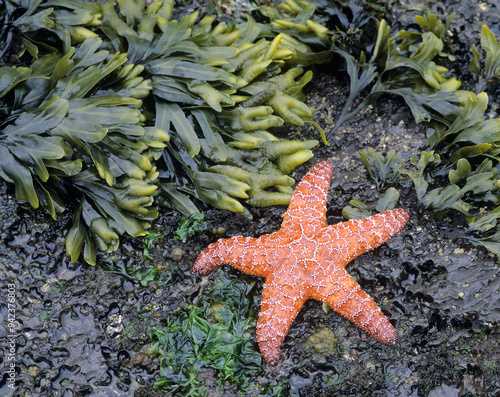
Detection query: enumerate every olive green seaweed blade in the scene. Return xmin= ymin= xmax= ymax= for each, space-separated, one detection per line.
xmin=156 ymin=101 xmax=200 ymax=157
xmin=0 ymin=97 xmax=69 ymax=208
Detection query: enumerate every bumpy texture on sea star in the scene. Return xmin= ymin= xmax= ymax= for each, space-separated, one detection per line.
xmin=193 ymin=161 xmax=410 ymax=364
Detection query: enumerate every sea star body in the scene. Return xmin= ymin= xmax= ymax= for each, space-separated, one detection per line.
xmin=192 ymin=161 xmax=410 ymax=364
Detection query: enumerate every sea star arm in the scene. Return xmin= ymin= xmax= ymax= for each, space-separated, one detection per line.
xmin=256 ymin=274 xmax=308 ymax=364
xmin=280 ymin=161 xmax=334 ymax=231
xmin=318 ymin=270 xmax=397 ymax=345
xmin=325 ymin=208 xmax=410 ymax=266
xmin=192 ymin=236 xmax=275 ymax=276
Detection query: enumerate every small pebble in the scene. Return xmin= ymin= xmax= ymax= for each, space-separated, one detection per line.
xmin=212 ymin=227 xmax=227 ymax=235
xmin=171 ymin=247 xmax=183 ymax=261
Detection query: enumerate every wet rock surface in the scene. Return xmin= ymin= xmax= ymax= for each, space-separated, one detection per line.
xmin=1 ymin=0 xmax=500 ymax=396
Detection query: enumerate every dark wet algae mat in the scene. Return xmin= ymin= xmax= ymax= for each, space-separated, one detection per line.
xmin=1 ymin=0 xmax=500 ymax=396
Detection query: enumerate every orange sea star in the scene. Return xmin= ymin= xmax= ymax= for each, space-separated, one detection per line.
xmin=192 ymin=161 xmax=410 ymax=364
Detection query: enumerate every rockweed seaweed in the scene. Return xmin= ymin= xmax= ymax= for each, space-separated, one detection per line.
xmin=338 ymin=14 xmax=500 ymax=259
xmin=0 ymin=0 xmax=332 ymax=264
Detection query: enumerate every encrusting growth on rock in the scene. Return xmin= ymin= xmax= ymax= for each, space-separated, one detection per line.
xmin=193 ymin=161 xmax=410 ymax=364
